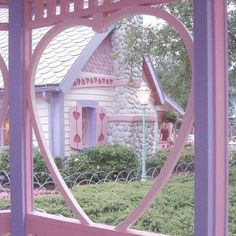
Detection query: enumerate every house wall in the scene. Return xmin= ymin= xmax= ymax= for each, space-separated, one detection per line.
xmin=106 ymin=81 xmax=158 ymax=158
xmin=107 ymin=120 xmax=158 ymax=158
xmin=0 ymin=95 xmax=50 ymax=150
xmin=107 ymin=16 xmax=158 ymax=157
xmin=33 ymin=94 xmax=50 ymax=148
xmin=64 ymin=86 xmax=115 ymax=155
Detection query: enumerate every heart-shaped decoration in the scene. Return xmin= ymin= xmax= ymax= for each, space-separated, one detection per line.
xmin=74 ymin=134 xmax=81 ymax=143
xmin=73 ymin=111 xmax=80 ymax=120
xmin=99 ymin=113 xmax=105 ymax=120
xmin=98 ymin=133 xmax=104 ymax=141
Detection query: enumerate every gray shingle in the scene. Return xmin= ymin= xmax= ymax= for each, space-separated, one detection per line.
xmin=0 ymin=8 xmax=96 ymax=89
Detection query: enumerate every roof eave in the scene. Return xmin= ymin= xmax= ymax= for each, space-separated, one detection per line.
xmin=59 ymin=25 xmax=115 ymax=93
xmin=143 ymin=55 xmax=165 ymax=104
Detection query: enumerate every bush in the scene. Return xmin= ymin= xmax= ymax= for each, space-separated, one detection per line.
xmin=146 ymin=149 xmax=169 ymax=169
xmin=163 ymin=111 xmax=178 ymax=123
xmin=0 ymin=148 xmax=50 ymax=174
xmin=33 ymin=147 xmax=49 ymax=173
xmin=0 ymin=149 xmax=10 ymax=173
xmin=68 ymin=144 xmax=139 ymax=173
xmin=1 ymin=169 xmax=236 ymax=236
xmin=147 ymin=146 xmax=194 ymax=170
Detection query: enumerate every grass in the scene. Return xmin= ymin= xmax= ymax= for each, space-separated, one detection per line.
xmin=0 ymin=167 xmax=235 ymax=236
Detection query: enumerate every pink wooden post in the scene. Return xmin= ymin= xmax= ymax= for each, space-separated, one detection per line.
xmin=194 ymin=0 xmax=228 ymax=235
xmin=60 ymin=0 xmax=70 ymax=14
xmin=34 ymin=0 xmax=44 ymax=20
xmin=74 ymin=0 xmax=84 ymax=11
xmin=9 ymin=0 xmax=33 ymax=236
xmin=47 ymin=0 xmax=57 ymax=17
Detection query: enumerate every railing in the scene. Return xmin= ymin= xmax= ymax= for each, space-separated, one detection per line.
xmin=1 ymin=158 xmax=236 ymax=196
xmin=0 ymin=163 xmax=195 ymax=195
xmin=24 ymin=0 xmax=176 ymax=28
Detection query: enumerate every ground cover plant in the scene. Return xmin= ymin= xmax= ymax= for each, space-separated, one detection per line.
xmin=1 ymin=167 xmax=235 ymax=236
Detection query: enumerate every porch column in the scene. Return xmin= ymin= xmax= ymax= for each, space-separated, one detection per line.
xmin=9 ymin=1 xmax=33 ymax=236
xmin=194 ymin=1 xmax=228 ymax=236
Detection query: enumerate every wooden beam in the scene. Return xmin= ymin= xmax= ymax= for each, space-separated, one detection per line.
xmin=194 ymin=0 xmax=228 ymax=235
xmin=28 ymin=212 xmax=170 ymax=236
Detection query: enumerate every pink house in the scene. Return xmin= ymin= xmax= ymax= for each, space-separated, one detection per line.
xmin=0 ymin=14 xmax=183 ymax=157
xmin=0 ymin=1 xmax=229 ymax=236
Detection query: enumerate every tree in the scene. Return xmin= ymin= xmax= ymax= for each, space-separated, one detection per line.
xmin=121 ymin=0 xmax=236 ymax=109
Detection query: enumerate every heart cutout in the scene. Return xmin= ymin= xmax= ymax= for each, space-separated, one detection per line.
xmin=73 ymin=111 xmax=80 ymax=120
xmin=99 ymin=113 xmax=105 ymax=120
xmin=74 ymin=134 xmax=81 ymax=143
xmin=98 ymin=133 xmax=104 ymax=142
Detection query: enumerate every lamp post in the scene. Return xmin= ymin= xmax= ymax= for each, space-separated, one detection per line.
xmin=137 ymin=82 xmax=150 ymax=181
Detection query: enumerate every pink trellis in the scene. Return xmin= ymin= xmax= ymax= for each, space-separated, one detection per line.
xmin=0 ymin=1 xmax=229 ymax=236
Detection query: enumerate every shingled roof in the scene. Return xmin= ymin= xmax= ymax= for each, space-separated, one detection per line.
xmin=0 ymin=8 xmax=99 ymax=88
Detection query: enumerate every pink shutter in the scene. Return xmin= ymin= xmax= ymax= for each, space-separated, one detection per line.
xmin=96 ymin=107 xmax=107 ymax=145
xmin=69 ymin=106 xmax=83 ymax=150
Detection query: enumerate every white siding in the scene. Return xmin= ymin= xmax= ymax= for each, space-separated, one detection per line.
xmin=64 ymin=87 xmax=115 ymax=155
xmin=33 ymin=95 xmax=50 ymax=148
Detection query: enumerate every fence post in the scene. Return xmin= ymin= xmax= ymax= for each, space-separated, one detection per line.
xmin=194 ymin=0 xmax=228 ymax=235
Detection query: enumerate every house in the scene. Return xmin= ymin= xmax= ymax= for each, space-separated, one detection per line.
xmin=0 ymin=14 xmax=184 ymax=157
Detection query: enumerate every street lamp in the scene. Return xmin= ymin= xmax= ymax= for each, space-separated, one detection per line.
xmin=137 ymin=82 xmax=150 ymax=181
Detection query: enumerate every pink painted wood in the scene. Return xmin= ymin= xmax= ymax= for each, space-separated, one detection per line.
xmin=27 ymin=212 xmax=171 ymax=236
xmin=194 ymin=1 xmax=228 ymax=235
xmin=27 ymin=5 xmax=194 ymax=236
xmin=74 ymin=0 xmax=84 ymax=11
xmin=70 ymin=106 xmax=83 ymax=150
xmin=96 ymin=107 xmax=107 ymax=145
xmin=212 ymin=2 xmax=228 ymax=235
xmin=29 ymin=18 xmax=94 ymax=224
xmin=0 ymin=54 xmax=9 ymax=129
xmin=34 ymin=0 xmax=44 ymax=20
xmin=24 ymin=0 xmax=176 ymax=28
xmin=60 ymin=0 xmax=70 ymax=14
xmin=108 ymin=114 xmax=157 ymax=122
xmin=3 ymin=0 xmax=228 ymax=235
xmin=47 ymin=0 xmax=57 ymax=17
xmin=98 ymin=7 xmax=194 ymax=230
xmin=0 ymin=211 xmax=10 ymax=234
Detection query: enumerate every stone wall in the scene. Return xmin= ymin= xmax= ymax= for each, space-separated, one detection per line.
xmin=111 ymin=16 xmax=143 ymax=80
xmin=106 ymin=16 xmax=158 ymax=157
xmin=107 ymin=120 xmax=158 ymax=158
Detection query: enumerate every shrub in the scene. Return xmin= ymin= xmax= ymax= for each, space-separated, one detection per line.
xmin=33 ymin=147 xmax=49 ymax=173
xmin=147 ymin=146 xmax=194 ymax=170
xmin=0 ymin=148 xmax=50 ymax=174
xmin=146 ymin=149 xmax=169 ymax=169
xmin=68 ymin=144 xmax=139 ymax=173
xmin=163 ymin=111 xmax=178 ymax=123
xmin=0 ymin=149 xmax=10 ymax=173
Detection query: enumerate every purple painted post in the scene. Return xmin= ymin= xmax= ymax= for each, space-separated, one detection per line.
xmin=9 ymin=1 xmax=33 ymax=236
xmin=194 ymin=0 xmax=228 ymax=236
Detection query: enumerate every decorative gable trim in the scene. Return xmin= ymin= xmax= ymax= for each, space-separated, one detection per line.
xmin=60 ymin=25 xmax=115 ymax=93
xmin=73 ymin=77 xmax=114 ymax=88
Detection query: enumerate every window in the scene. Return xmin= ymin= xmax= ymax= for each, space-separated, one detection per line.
xmin=70 ymin=103 xmax=106 ymax=150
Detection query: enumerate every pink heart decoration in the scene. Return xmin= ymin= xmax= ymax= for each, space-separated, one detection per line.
xmin=99 ymin=113 xmax=105 ymax=120
xmin=74 ymin=134 xmax=81 ymax=143
xmin=73 ymin=111 xmax=80 ymax=120
xmin=98 ymin=133 xmax=104 ymax=141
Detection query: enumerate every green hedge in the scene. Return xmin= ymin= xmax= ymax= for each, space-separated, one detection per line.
xmin=1 ymin=170 xmax=235 ymax=236
xmin=146 ymin=146 xmax=194 ymax=169
xmin=64 ymin=144 xmax=139 ymax=174
xmin=0 ymin=149 xmax=10 ymax=173
xmin=0 ymin=145 xmax=138 ymax=174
